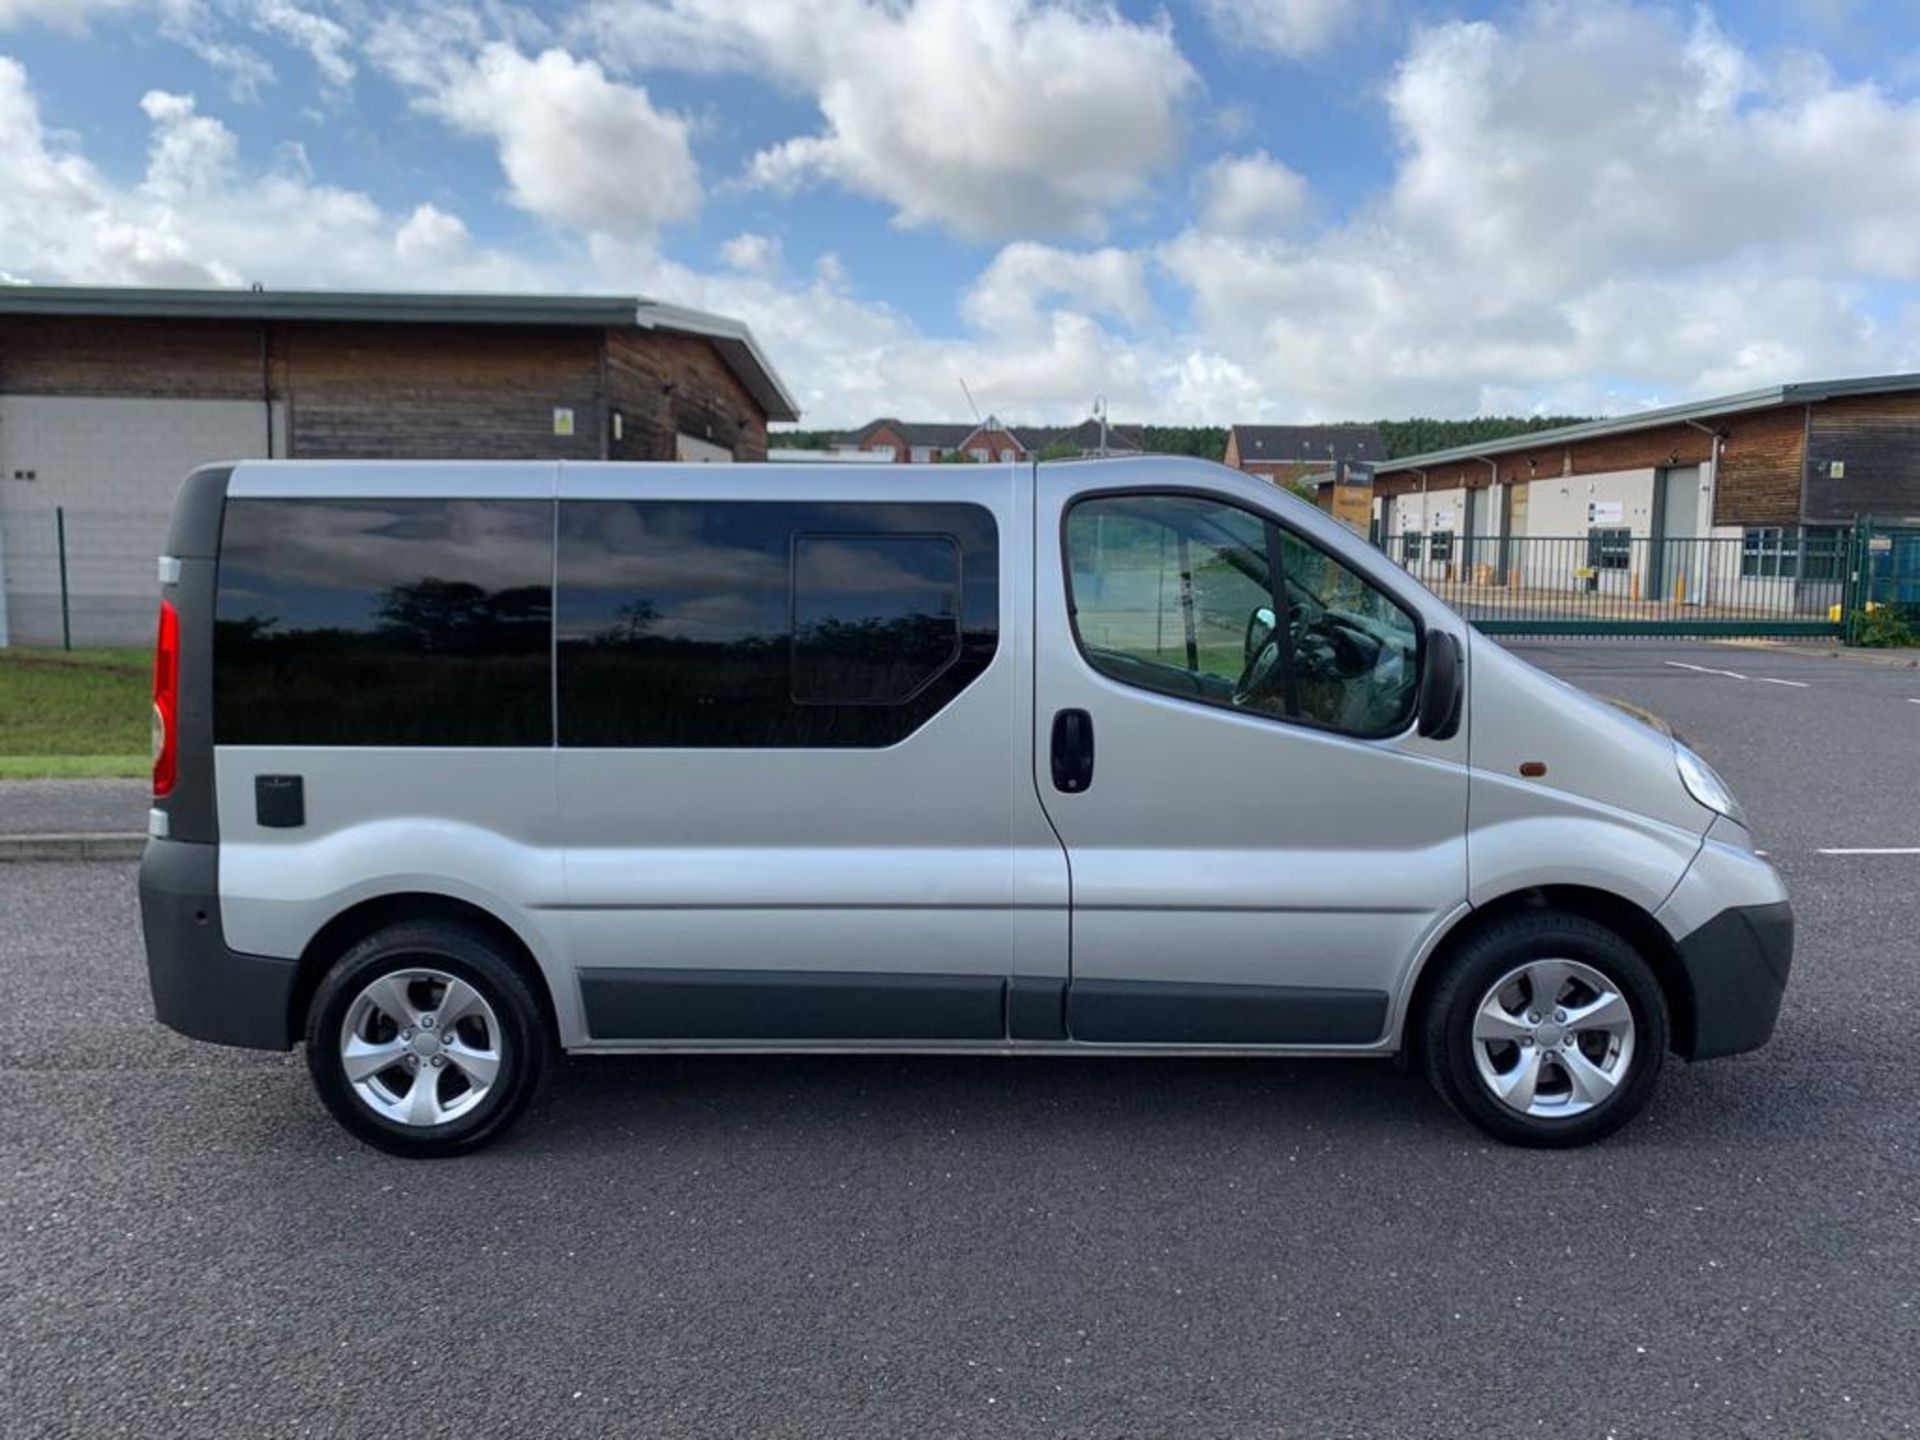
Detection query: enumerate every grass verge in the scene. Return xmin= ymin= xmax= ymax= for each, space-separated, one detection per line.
xmin=0 ymin=648 xmax=151 ymax=779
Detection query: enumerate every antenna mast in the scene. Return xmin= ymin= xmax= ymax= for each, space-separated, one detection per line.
xmin=958 ymin=376 xmax=983 ymax=424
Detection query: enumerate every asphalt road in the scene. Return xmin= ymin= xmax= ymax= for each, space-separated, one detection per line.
xmin=4 ymin=640 xmax=1918 ymax=1438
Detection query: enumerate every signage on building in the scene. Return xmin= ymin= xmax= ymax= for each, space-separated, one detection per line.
xmin=1588 ymin=500 xmax=1624 ymax=524
xmin=553 ymin=407 xmax=576 ymax=437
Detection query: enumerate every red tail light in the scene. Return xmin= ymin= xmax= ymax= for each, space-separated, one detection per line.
xmin=153 ymin=598 xmax=179 ymax=797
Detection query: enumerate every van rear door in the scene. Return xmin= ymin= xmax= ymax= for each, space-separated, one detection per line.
xmin=1032 ymin=463 xmax=1469 ymax=1046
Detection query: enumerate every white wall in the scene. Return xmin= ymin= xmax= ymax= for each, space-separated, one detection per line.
xmin=0 ymin=395 xmax=282 ymax=646
xmin=1383 ymin=484 xmax=1467 ymax=582
xmin=1509 ymin=467 xmax=1657 ymax=598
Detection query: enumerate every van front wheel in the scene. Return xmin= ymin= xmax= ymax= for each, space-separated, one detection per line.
xmin=305 ymin=922 xmax=550 ymax=1158
xmin=1421 ymin=912 xmax=1669 ymax=1147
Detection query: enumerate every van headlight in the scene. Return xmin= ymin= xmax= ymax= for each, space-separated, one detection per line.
xmin=1675 ymin=744 xmax=1743 ymax=825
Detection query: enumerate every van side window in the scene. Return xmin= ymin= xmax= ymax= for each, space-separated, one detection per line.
xmin=557 ymin=501 xmax=997 ymax=747
xmin=792 ymin=534 xmax=961 ymax=704
xmin=214 ymin=499 xmax=553 ymax=746
xmin=1066 ymin=494 xmax=1420 ymax=739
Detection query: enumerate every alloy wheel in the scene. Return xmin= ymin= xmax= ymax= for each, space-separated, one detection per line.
xmin=338 ymin=967 xmax=505 ymax=1128
xmin=1470 ymin=958 xmax=1636 ymax=1119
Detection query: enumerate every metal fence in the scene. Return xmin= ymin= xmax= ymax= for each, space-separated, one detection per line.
xmin=1386 ymin=532 xmax=1848 ymax=637
xmin=0 ymin=503 xmax=172 ymax=649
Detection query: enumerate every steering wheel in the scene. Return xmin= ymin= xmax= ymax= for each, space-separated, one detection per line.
xmin=1233 ymin=634 xmax=1287 ymax=708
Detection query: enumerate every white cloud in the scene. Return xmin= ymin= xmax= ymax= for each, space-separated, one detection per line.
xmin=960 ymin=242 xmax=1149 ymax=334
xmin=1152 ymin=0 xmax=1920 ymax=418
xmin=0 ymin=56 xmax=542 ymax=289
xmin=139 ymin=90 xmax=239 ymax=197
xmin=1386 ymin=3 xmax=1920 ymax=288
xmin=720 ymin=231 xmax=782 ymax=275
xmin=377 ymin=40 xmax=701 ymax=240
xmin=246 ymin=0 xmax=355 ymax=86
xmin=1195 ymin=0 xmax=1360 ymax=59
xmin=587 ymin=0 xmax=1197 ymax=241
xmin=1197 ymin=151 xmax=1308 ymax=235
xmin=0 ymin=0 xmax=139 ymax=28
xmin=394 ymin=202 xmax=474 ymax=267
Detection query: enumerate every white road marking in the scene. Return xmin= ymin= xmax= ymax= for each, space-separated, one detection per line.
xmin=1663 ymin=659 xmax=1815 ymax=688
xmin=1816 ymin=848 xmax=1920 ymax=856
xmin=1664 ymin=660 xmax=1748 ymax=680
xmin=1908 ymin=698 xmax=1920 ymax=706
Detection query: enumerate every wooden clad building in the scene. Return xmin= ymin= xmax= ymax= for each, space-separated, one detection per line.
xmin=1367 ymin=375 xmax=1920 ymax=617
xmin=1371 ymin=376 xmax=1920 ymax=530
xmin=0 ymin=287 xmax=799 ymax=645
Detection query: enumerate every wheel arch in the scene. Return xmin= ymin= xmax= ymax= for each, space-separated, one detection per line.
xmin=291 ymin=892 xmax=561 ymax=1045
xmin=1401 ymin=885 xmax=1694 ymax=1062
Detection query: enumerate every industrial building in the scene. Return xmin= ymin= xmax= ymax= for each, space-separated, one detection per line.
xmin=1370 ymin=375 xmax=1920 ymax=614
xmin=0 ymin=287 xmax=798 ymax=646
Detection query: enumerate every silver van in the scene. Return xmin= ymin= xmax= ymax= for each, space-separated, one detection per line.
xmin=140 ymin=457 xmax=1791 ymax=1156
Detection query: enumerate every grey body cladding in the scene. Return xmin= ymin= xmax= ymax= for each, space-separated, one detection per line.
xmin=578 ymin=970 xmax=1388 ymax=1046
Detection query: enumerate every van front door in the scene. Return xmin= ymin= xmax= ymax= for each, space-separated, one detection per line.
xmin=1032 ymin=471 xmax=1469 ymax=1046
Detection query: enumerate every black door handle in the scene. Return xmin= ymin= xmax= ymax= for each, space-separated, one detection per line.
xmin=1051 ymin=709 xmax=1094 ymax=793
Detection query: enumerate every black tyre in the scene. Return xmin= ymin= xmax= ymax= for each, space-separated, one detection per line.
xmin=1421 ymin=911 xmax=1669 ymax=1148
xmin=305 ymin=921 xmax=550 ymax=1158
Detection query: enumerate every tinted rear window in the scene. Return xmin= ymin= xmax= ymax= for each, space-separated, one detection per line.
xmin=557 ymin=500 xmax=997 ymax=747
xmin=791 ymin=533 xmax=962 ymax=705
xmin=215 ymin=498 xmax=553 ymax=746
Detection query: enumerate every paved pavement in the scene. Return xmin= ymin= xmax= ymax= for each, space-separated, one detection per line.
xmin=3 ymin=641 xmax=1918 ymax=1437
xmin=0 ymin=779 xmax=148 ymax=837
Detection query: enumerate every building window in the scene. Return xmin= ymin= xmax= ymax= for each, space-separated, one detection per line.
xmin=1741 ymin=525 xmax=1846 ymax=580
xmin=555 ymin=500 xmax=998 ymax=748
xmin=999 ymin=448 xmax=1018 ymax=462
xmin=969 ymin=447 xmax=991 ymax=463
xmin=1428 ymin=531 xmax=1455 ymax=563
xmin=909 ymin=446 xmax=934 ymax=463
xmin=1801 ymin=526 xmax=1847 ymax=582
xmin=1401 ymin=532 xmax=1425 ymax=562
xmin=214 ymin=499 xmax=554 ymax=746
xmin=1587 ymin=527 xmax=1631 ymax=571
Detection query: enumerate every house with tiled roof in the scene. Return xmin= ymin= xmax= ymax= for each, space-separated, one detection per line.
xmin=839 ymin=415 xmax=1143 ymax=463
xmin=1225 ymin=424 xmax=1387 ymax=488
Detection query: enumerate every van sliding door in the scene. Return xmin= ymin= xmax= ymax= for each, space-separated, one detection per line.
xmin=550 ymin=465 xmax=1053 ymax=1046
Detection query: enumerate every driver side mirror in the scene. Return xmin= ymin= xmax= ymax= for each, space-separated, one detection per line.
xmin=1244 ymin=606 xmax=1277 ymax=667
xmin=1417 ymin=632 xmax=1464 ymax=740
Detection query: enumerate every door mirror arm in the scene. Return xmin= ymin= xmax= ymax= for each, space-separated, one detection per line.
xmin=1417 ymin=632 xmax=1464 ymax=740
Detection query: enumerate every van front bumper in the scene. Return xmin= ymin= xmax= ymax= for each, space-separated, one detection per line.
xmin=140 ymin=837 xmax=297 ymax=1051
xmin=1672 ymin=899 xmax=1793 ymax=1060
xmin=1658 ymin=824 xmax=1793 ymax=1061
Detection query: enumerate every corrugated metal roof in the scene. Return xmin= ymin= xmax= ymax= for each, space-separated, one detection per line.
xmin=0 ymin=284 xmax=800 ymax=421
xmin=1375 ymin=372 xmax=1920 ymax=473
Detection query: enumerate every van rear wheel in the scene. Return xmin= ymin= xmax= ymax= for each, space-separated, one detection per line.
xmin=1421 ymin=911 xmax=1668 ymax=1147
xmin=305 ymin=921 xmax=550 ymax=1158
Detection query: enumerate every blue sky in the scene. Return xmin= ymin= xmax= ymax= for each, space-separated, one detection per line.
xmin=3 ymin=0 xmax=1918 ymax=427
